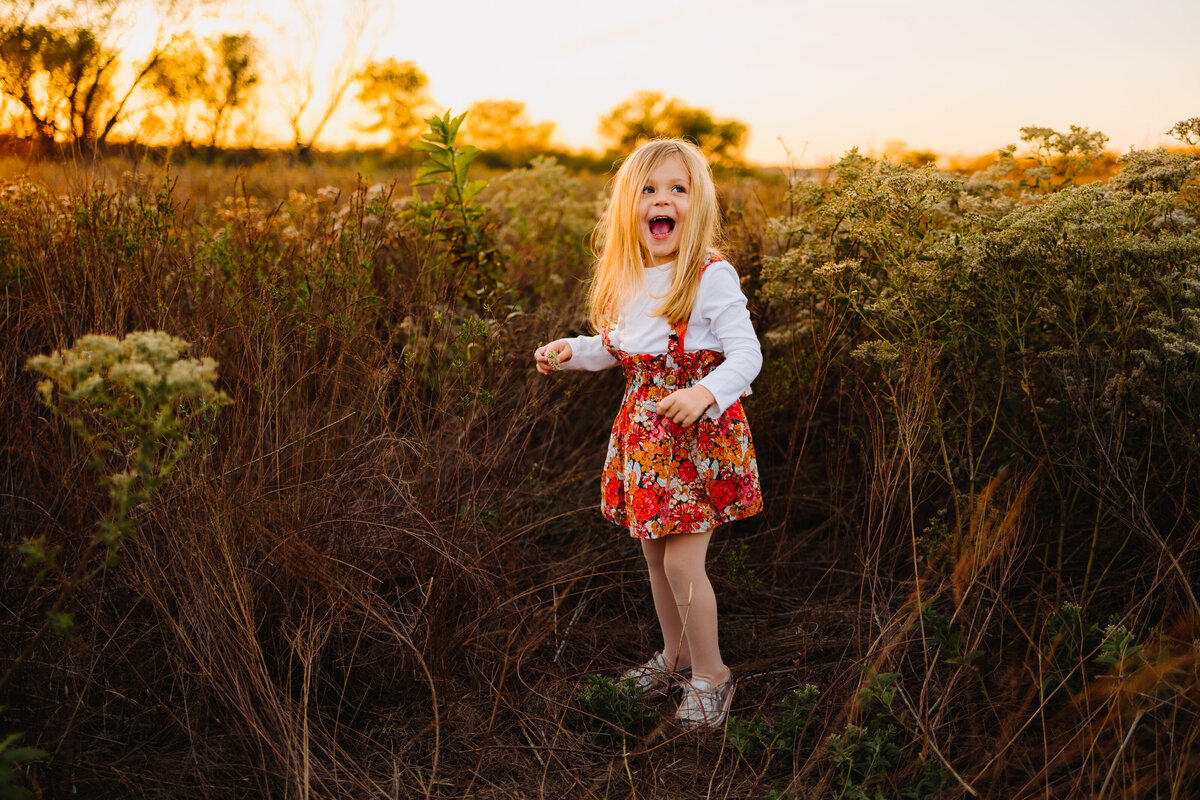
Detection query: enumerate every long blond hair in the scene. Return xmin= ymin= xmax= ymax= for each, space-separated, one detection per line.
xmin=587 ymin=139 xmax=722 ymax=329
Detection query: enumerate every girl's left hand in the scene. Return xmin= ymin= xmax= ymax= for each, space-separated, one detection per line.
xmin=656 ymin=385 xmax=716 ymax=428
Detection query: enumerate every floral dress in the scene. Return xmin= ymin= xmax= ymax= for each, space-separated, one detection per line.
xmin=599 ymin=263 xmax=763 ymax=539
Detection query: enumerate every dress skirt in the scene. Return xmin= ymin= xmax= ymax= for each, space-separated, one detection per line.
xmin=599 ymin=317 xmax=763 ymax=539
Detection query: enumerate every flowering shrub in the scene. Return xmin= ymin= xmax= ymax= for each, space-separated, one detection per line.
xmin=762 ymin=123 xmax=1200 ymax=587
xmin=485 ymin=155 xmax=600 ymax=304
xmin=24 ymin=331 xmax=229 ymax=573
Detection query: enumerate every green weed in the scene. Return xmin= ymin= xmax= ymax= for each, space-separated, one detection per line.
xmin=1042 ymin=602 xmax=1102 ymax=698
xmin=0 ymin=728 xmax=47 ymax=800
xmin=576 ymin=675 xmax=658 ymax=741
xmin=826 ymin=723 xmax=902 ymax=800
xmin=910 ymin=600 xmax=984 ymax=667
xmin=724 ymin=542 xmax=764 ymax=591
xmin=726 ymin=684 xmax=821 ymax=764
xmin=7 ymin=331 xmax=229 ymax=690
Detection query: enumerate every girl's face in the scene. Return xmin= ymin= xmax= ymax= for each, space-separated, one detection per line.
xmin=637 ymin=155 xmax=690 ymax=266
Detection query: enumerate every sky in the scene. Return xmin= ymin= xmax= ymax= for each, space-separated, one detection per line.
xmin=142 ymin=0 xmax=1199 ymax=165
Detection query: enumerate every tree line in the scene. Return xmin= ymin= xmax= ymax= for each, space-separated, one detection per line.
xmin=0 ymin=1 xmax=749 ymax=163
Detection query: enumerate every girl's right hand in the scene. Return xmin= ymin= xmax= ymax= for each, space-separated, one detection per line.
xmin=534 ymin=340 xmax=573 ymax=374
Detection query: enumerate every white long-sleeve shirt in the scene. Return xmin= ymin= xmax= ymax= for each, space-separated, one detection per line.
xmin=560 ymin=259 xmax=761 ymax=420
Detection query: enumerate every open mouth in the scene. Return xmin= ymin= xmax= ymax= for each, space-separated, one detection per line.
xmin=649 ymin=216 xmax=675 ymax=239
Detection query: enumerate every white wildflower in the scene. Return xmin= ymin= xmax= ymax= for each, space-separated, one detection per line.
xmin=123 ymin=331 xmax=190 ymax=368
xmin=75 ymin=334 xmax=121 ymax=359
xmin=73 ymin=375 xmax=103 ymax=398
xmin=108 ymin=361 xmax=161 ymax=389
xmin=851 ymin=339 xmax=901 ymax=368
xmin=166 ymin=357 xmax=219 ymax=394
xmin=813 ymin=259 xmax=861 ymax=279
xmin=108 ymin=470 xmax=138 ymax=495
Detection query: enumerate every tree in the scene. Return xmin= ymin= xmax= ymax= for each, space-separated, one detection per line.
xmin=460 ymin=99 xmax=554 ymax=154
xmin=0 ymin=23 xmax=102 ymax=143
xmin=143 ymin=32 xmax=260 ymax=151
xmin=0 ymin=0 xmax=210 ymax=150
xmin=1168 ymin=118 xmax=1200 ymax=147
xmin=598 ymin=91 xmax=748 ymax=166
xmin=204 ymin=33 xmax=259 ymax=150
xmin=144 ymin=34 xmax=208 ymax=146
xmin=276 ymin=0 xmax=383 ymax=158
xmin=1019 ymin=124 xmax=1110 ymax=187
xmin=355 ymin=58 xmax=432 ymax=148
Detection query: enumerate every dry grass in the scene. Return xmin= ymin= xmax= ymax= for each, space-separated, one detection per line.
xmin=1 ymin=154 xmax=1198 ymax=799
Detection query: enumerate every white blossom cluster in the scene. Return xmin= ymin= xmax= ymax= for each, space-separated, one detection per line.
xmin=27 ymin=330 xmax=226 ymax=407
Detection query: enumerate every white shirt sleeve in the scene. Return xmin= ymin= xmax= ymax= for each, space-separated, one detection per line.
xmin=693 ymin=263 xmax=762 ymax=419
xmin=559 ymin=333 xmax=619 ymax=372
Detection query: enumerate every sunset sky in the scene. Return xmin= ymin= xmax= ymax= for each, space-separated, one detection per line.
xmin=154 ymin=0 xmax=1199 ymax=164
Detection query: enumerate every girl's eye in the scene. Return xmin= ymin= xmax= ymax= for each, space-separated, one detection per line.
xmin=672 ymin=185 xmax=687 ymax=193
xmin=642 ymin=185 xmax=654 ymax=194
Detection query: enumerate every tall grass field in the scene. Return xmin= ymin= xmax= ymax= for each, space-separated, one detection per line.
xmin=3 ymin=117 xmax=1200 ymax=799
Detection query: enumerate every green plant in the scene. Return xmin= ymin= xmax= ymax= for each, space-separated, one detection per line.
xmin=407 ymin=110 xmax=502 ymax=312
xmin=725 ymin=684 xmax=821 ymax=764
xmin=856 ymin=667 xmax=902 ymax=720
xmin=761 ymin=121 xmax=1200 ymax=609
xmin=724 ymin=541 xmax=763 ymax=590
xmin=899 ymin=757 xmax=953 ymax=799
xmin=576 ymin=675 xmax=658 ymax=740
xmin=6 ymin=331 xmax=229 ymax=690
xmin=1018 ymin=124 xmax=1110 ymax=189
xmin=485 ymin=155 xmax=596 ymax=304
xmin=826 ymin=723 xmax=902 ymax=800
xmin=1041 ymin=602 xmax=1102 ymax=698
xmin=24 ymin=331 xmax=229 ymax=563
xmin=771 ymin=684 xmax=821 ymax=762
xmin=1093 ymin=623 xmax=1143 ymax=675
xmin=725 ymin=712 xmax=770 ymax=758
xmin=910 ymin=600 xmax=984 ymax=667
xmin=0 ymin=728 xmax=47 ymax=800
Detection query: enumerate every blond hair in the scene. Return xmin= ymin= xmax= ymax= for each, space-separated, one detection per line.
xmin=586 ymin=139 xmax=722 ymax=329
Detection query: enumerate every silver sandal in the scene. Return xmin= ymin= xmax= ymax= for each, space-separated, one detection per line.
xmin=620 ymin=652 xmax=690 ymax=698
xmin=675 ymin=674 xmax=736 ymax=729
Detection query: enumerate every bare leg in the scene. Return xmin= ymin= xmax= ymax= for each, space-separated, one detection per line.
xmin=661 ymin=530 xmax=730 ymax=685
xmin=640 ymin=537 xmax=691 ymax=670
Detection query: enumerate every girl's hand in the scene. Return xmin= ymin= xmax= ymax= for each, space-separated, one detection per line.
xmin=534 ymin=340 xmax=573 ymax=375
xmin=656 ymin=385 xmax=716 ymax=427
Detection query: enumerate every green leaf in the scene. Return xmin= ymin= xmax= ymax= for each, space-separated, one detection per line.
xmin=0 ymin=767 xmax=24 ymax=799
xmin=462 ymin=180 xmax=487 ymax=203
xmin=453 ymin=151 xmax=477 ymax=179
xmin=415 ymin=164 xmax=447 ymax=181
xmin=46 ymin=610 xmax=74 ymax=636
xmin=1 ymin=748 xmax=47 ymax=764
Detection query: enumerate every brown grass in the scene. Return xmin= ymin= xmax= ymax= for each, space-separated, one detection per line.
xmin=1 ymin=156 xmax=1198 ymax=799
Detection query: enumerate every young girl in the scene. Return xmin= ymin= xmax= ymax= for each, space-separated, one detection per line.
xmin=534 ymin=138 xmax=762 ymax=729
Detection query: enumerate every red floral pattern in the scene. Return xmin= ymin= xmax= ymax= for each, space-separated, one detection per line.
xmin=599 ymin=257 xmax=763 ymax=539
